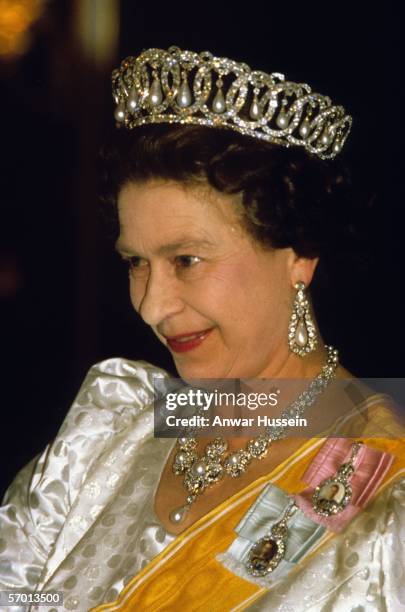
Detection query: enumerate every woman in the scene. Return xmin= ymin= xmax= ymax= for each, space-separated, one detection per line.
xmin=0 ymin=47 xmax=403 ymax=611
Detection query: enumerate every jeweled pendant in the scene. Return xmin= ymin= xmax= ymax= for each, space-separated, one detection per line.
xmin=150 ymin=78 xmax=163 ymax=106
xmin=177 ymin=81 xmax=192 ymax=107
xmin=312 ymin=476 xmax=351 ymax=516
xmin=249 ymin=538 xmax=278 ymax=572
xmin=246 ymin=534 xmax=286 ymax=576
xmin=213 ymin=89 xmax=226 ymax=114
xmin=184 ymin=471 xmax=206 ymax=494
xmin=299 ymin=119 xmax=311 ymax=138
xmin=246 ymin=503 xmax=296 ymax=576
xmin=114 ymin=100 xmax=126 ymax=123
xmin=169 ymin=505 xmax=189 ymax=524
xmin=127 ymin=86 xmax=139 ymax=112
xmin=320 ymin=129 xmax=331 ymax=146
xmin=276 ymin=111 xmax=289 ymax=129
xmin=172 ymin=450 xmax=197 ymax=475
xmin=206 ymin=437 xmax=228 ymax=458
xmin=224 ymin=450 xmax=251 ymax=477
xmin=191 ymin=460 xmax=207 ymax=477
xmin=288 ymin=281 xmax=317 ymax=357
xmin=205 ymin=461 xmax=224 ymax=483
xmin=313 ymin=442 xmax=361 ymax=516
xmin=177 ymin=437 xmax=197 ymax=451
xmin=247 ymin=435 xmax=270 ymax=459
xmin=295 ymin=319 xmax=308 ymax=348
xmin=249 ymin=99 xmax=262 ymax=120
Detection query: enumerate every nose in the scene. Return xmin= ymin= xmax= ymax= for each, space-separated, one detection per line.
xmin=134 ymin=268 xmax=184 ymax=327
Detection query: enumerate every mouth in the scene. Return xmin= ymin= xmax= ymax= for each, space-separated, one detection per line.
xmin=164 ymin=328 xmax=214 ymax=353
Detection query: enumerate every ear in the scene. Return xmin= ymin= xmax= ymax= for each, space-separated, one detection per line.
xmin=288 ymin=252 xmax=319 ymax=288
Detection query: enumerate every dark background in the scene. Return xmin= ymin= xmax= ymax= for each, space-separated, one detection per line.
xmin=1 ymin=1 xmax=403 ymax=497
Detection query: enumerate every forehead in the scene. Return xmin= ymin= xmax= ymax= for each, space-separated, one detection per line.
xmin=117 ymin=180 xmax=245 ymax=244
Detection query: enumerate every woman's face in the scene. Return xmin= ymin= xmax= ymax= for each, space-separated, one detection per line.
xmin=117 ymin=180 xmax=306 ymax=380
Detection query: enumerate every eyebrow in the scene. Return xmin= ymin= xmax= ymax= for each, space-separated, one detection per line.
xmin=114 ymin=238 xmax=215 ymax=257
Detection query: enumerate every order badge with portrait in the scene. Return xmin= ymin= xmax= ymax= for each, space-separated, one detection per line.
xmin=311 ymin=476 xmax=351 ymax=516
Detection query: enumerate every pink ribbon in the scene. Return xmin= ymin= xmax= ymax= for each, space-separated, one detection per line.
xmin=293 ymin=439 xmax=394 ymax=532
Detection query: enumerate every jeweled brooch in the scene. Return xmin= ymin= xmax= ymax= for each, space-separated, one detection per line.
xmin=312 ymin=441 xmax=362 ymax=516
xmin=246 ymin=502 xmax=297 ymax=576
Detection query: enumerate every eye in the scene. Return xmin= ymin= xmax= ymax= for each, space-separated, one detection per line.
xmin=123 ymin=256 xmax=149 ymax=271
xmin=174 ymin=255 xmax=201 ymax=269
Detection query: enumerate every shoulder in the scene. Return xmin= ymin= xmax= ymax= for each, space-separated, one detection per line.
xmin=4 ymin=357 xmax=170 ymax=510
xmin=327 ymin=375 xmax=405 ymax=440
xmin=3 ymin=356 xmax=170 ymax=510
xmin=64 ymin=356 xmax=169 ymax=427
xmin=75 ymin=356 xmax=169 ymax=407
xmin=0 ymin=358 xmax=171 ymax=587
xmin=54 ymin=356 xmax=169 ymax=464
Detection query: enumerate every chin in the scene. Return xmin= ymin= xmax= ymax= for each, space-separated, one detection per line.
xmin=173 ymin=360 xmax=220 ymax=381
xmin=175 ymin=365 xmax=209 ymax=381
xmin=174 ymin=359 xmax=246 ymax=382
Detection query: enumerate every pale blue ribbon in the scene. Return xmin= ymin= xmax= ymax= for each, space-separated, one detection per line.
xmin=217 ymin=483 xmax=325 ymax=585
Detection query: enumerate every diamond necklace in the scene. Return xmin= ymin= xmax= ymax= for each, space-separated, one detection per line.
xmin=169 ymin=345 xmax=339 ymax=524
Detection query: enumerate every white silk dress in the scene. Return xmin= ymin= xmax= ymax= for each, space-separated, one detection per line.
xmin=0 ymin=358 xmax=404 ymax=611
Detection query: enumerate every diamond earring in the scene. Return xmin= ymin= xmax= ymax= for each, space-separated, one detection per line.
xmin=288 ymin=281 xmax=318 ymax=356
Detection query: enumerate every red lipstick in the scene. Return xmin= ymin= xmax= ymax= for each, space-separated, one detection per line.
xmin=165 ymin=329 xmax=213 ymax=353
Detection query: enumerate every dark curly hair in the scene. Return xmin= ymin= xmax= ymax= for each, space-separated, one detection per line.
xmin=99 ymin=124 xmax=371 ymax=279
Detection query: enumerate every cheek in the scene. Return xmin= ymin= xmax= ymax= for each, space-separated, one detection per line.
xmin=218 ymin=263 xmax=288 ymax=331
xmin=129 ymin=274 xmax=145 ymax=312
xmin=192 ymin=269 xmax=250 ymax=325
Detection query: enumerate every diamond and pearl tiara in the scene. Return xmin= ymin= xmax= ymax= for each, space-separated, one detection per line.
xmin=112 ymin=46 xmax=352 ymax=160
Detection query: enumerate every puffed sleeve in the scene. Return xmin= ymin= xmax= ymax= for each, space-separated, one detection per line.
xmin=0 ymin=357 xmax=167 ymax=598
xmin=0 ymin=449 xmax=56 ymax=591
